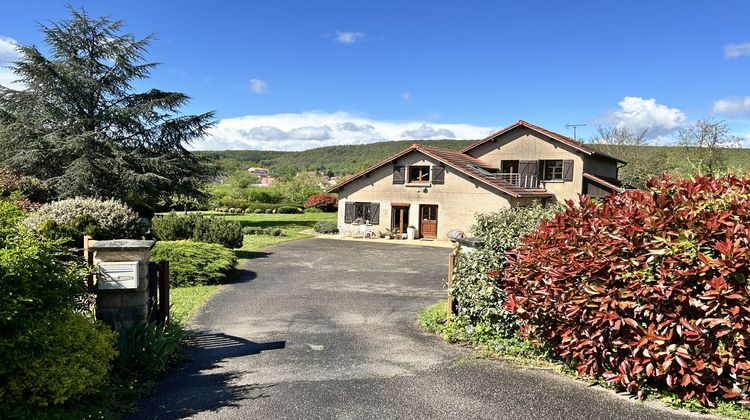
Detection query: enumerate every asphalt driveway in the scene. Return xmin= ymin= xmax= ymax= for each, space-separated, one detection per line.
xmin=133 ymin=238 xmax=701 ymax=419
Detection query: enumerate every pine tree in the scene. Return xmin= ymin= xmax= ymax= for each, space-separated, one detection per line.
xmin=0 ymin=8 xmax=215 ymax=214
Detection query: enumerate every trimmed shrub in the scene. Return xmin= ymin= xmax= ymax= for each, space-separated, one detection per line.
xmin=192 ymin=216 xmax=243 ymax=248
xmin=152 ymin=213 xmax=243 ymax=248
xmin=150 ymin=212 xmax=196 ymax=241
xmin=243 ymin=226 xmax=284 ymax=236
xmin=150 ymin=240 xmax=237 ymax=286
xmin=451 ymin=204 xmax=562 ymax=338
xmin=303 ymin=193 xmax=337 ymax=212
xmin=504 ymin=175 xmax=750 ymax=405
xmin=276 ymin=206 xmax=301 ymax=214
xmin=243 ymin=226 xmax=262 ymax=235
xmin=25 ymin=197 xmax=141 ymax=243
xmin=313 ymin=221 xmax=338 ymax=234
xmin=304 ymin=207 xmax=323 ymax=213
xmin=265 ymin=209 xmax=273 ymax=214
xmin=253 ymin=208 xmax=263 ymax=214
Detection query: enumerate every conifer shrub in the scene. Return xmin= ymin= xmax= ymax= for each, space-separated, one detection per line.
xmin=504 ymin=175 xmax=750 ymax=405
xmin=150 ymin=241 xmax=236 ymax=286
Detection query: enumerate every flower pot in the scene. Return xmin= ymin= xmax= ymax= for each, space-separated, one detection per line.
xmin=407 ymin=226 xmax=416 ymax=240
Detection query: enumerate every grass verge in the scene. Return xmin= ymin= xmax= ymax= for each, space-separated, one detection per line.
xmin=419 ymin=300 xmax=750 ymax=419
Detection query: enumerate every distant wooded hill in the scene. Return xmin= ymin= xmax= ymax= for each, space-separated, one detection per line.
xmin=197 ymin=140 xmax=750 ymax=187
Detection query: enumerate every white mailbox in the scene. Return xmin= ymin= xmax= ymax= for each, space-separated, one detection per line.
xmin=97 ymin=261 xmax=140 ymax=290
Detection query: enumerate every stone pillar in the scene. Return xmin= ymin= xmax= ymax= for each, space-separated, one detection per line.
xmin=89 ymin=239 xmax=155 ymax=328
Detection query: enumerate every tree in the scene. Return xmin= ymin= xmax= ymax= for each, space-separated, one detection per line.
xmin=676 ymin=119 xmax=740 ymax=177
xmin=589 ymin=126 xmax=673 ymax=188
xmin=0 ymin=8 xmax=215 ymax=214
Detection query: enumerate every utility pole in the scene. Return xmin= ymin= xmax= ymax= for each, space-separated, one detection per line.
xmin=565 ymin=123 xmax=587 ymax=141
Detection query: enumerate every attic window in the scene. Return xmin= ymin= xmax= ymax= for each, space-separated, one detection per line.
xmin=408 ymin=166 xmax=430 ymax=183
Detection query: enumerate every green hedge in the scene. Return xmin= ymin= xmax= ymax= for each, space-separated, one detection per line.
xmin=151 ymin=240 xmax=237 ymax=287
xmin=151 ymin=213 xmax=243 ymax=248
xmin=0 ymin=200 xmax=118 ymax=412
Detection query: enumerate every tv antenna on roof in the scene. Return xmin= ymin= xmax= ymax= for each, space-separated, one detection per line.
xmin=565 ymin=123 xmax=587 ymax=141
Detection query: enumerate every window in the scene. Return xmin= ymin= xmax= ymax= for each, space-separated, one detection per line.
xmin=500 ymin=160 xmax=519 ymax=174
xmin=408 ymin=166 xmax=430 ymax=183
xmin=542 ymin=160 xmax=564 ymax=181
xmin=354 ymin=202 xmax=371 ymax=221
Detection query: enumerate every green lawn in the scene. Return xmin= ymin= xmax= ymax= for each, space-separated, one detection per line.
xmin=169 ymin=211 xmax=337 ymax=323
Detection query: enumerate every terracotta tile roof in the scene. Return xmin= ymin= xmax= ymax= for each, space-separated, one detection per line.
xmin=461 ymin=120 xmax=627 ymax=164
xmin=416 ymin=145 xmax=553 ymax=198
xmin=327 ymin=143 xmax=553 ymax=198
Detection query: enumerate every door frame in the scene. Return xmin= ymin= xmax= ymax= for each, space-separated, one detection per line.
xmin=418 ymin=204 xmax=438 ymax=239
xmin=390 ymin=204 xmax=410 ymax=235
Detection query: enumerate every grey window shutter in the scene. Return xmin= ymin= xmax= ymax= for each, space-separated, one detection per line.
xmin=370 ymin=203 xmax=380 ymax=224
xmin=393 ymin=166 xmax=405 ymax=184
xmin=432 ymin=166 xmax=445 ymax=184
xmin=563 ymin=160 xmax=574 ymax=181
xmin=519 ymin=160 xmax=538 ymax=177
xmin=344 ymin=202 xmax=355 ymax=223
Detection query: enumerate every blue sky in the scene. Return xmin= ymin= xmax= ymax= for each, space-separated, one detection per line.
xmin=1 ymin=1 xmax=750 ymax=150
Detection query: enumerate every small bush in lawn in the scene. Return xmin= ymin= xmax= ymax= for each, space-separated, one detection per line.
xmin=265 ymin=209 xmax=273 ymax=214
xmin=276 ymin=206 xmax=300 ymax=214
xmin=150 ymin=212 xmax=196 ymax=241
xmin=303 ymin=193 xmax=337 ymax=212
xmin=152 ymin=213 xmax=243 ymax=248
xmin=304 ymin=207 xmax=323 ymax=213
xmin=26 ymin=197 xmax=141 ymax=244
xmin=450 ymin=204 xmax=561 ymax=338
xmin=253 ymin=208 xmax=263 ymax=214
xmin=150 ymin=241 xmax=237 ymax=286
xmin=242 ymin=226 xmax=262 ymax=235
xmin=313 ymin=221 xmax=338 ymax=234
xmin=192 ymin=216 xmax=243 ymax=248
xmin=504 ymin=174 xmax=750 ymax=405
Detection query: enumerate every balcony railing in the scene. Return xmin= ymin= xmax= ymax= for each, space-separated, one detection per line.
xmin=494 ymin=173 xmax=540 ymax=189
xmin=467 ymin=165 xmax=541 ymax=189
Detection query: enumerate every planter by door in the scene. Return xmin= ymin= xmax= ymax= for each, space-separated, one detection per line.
xmin=419 ymin=205 xmax=438 ymax=238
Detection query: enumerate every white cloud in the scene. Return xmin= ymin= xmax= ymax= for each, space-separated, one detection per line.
xmin=401 ymin=91 xmax=412 ymax=101
xmin=249 ymin=78 xmax=267 ymax=94
xmin=724 ymin=42 xmax=750 ymax=59
xmin=713 ymin=96 xmax=750 ymax=114
xmin=401 ymin=124 xmax=455 ymax=139
xmin=0 ymin=36 xmax=23 ymax=89
xmin=603 ymin=96 xmax=687 ymax=138
xmin=199 ymin=111 xmax=495 ymax=151
xmin=335 ymin=31 xmax=364 ymax=44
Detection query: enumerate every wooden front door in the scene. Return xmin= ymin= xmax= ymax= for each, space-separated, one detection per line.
xmin=419 ymin=205 xmax=438 ymax=238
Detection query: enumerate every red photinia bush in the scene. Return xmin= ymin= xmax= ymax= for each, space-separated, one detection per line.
xmin=303 ymin=193 xmax=337 ymax=211
xmin=503 ymin=174 xmax=750 ymax=406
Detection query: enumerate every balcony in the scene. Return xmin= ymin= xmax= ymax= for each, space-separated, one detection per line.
xmin=494 ymin=173 xmax=540 ymax=189
xmin=466 ymin=164 xmax=541 ymax=189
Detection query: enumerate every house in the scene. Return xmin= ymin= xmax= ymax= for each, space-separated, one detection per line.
xmin=327 ymin=120 xmax=625 ymax=240
xmin=247 ymin=167 xmax=276 ymax=186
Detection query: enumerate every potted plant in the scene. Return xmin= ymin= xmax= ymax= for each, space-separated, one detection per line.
xmin=407 ymin=225 xmax=417 ymax=240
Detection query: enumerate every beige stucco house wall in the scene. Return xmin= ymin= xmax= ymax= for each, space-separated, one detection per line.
xmin=465 ymin=126 xmax=616 ymax=202
xmin=335 ymin=150 xmax=534 ymax=238
xmin=329 ymin=121 xmax=624 ymax=241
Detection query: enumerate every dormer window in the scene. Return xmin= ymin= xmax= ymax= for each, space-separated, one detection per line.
xmin=408 ymin=166 xmax=430 ymax=183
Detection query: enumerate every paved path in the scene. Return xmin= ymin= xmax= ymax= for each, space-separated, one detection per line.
xmin=134 ymin=238 xmax=701 ymax=419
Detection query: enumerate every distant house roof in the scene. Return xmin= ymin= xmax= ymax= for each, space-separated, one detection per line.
xmin=327 ymin=143 xmax=553 ymax=198
xmin=461 ymin=120 xmax=627 ymax=164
